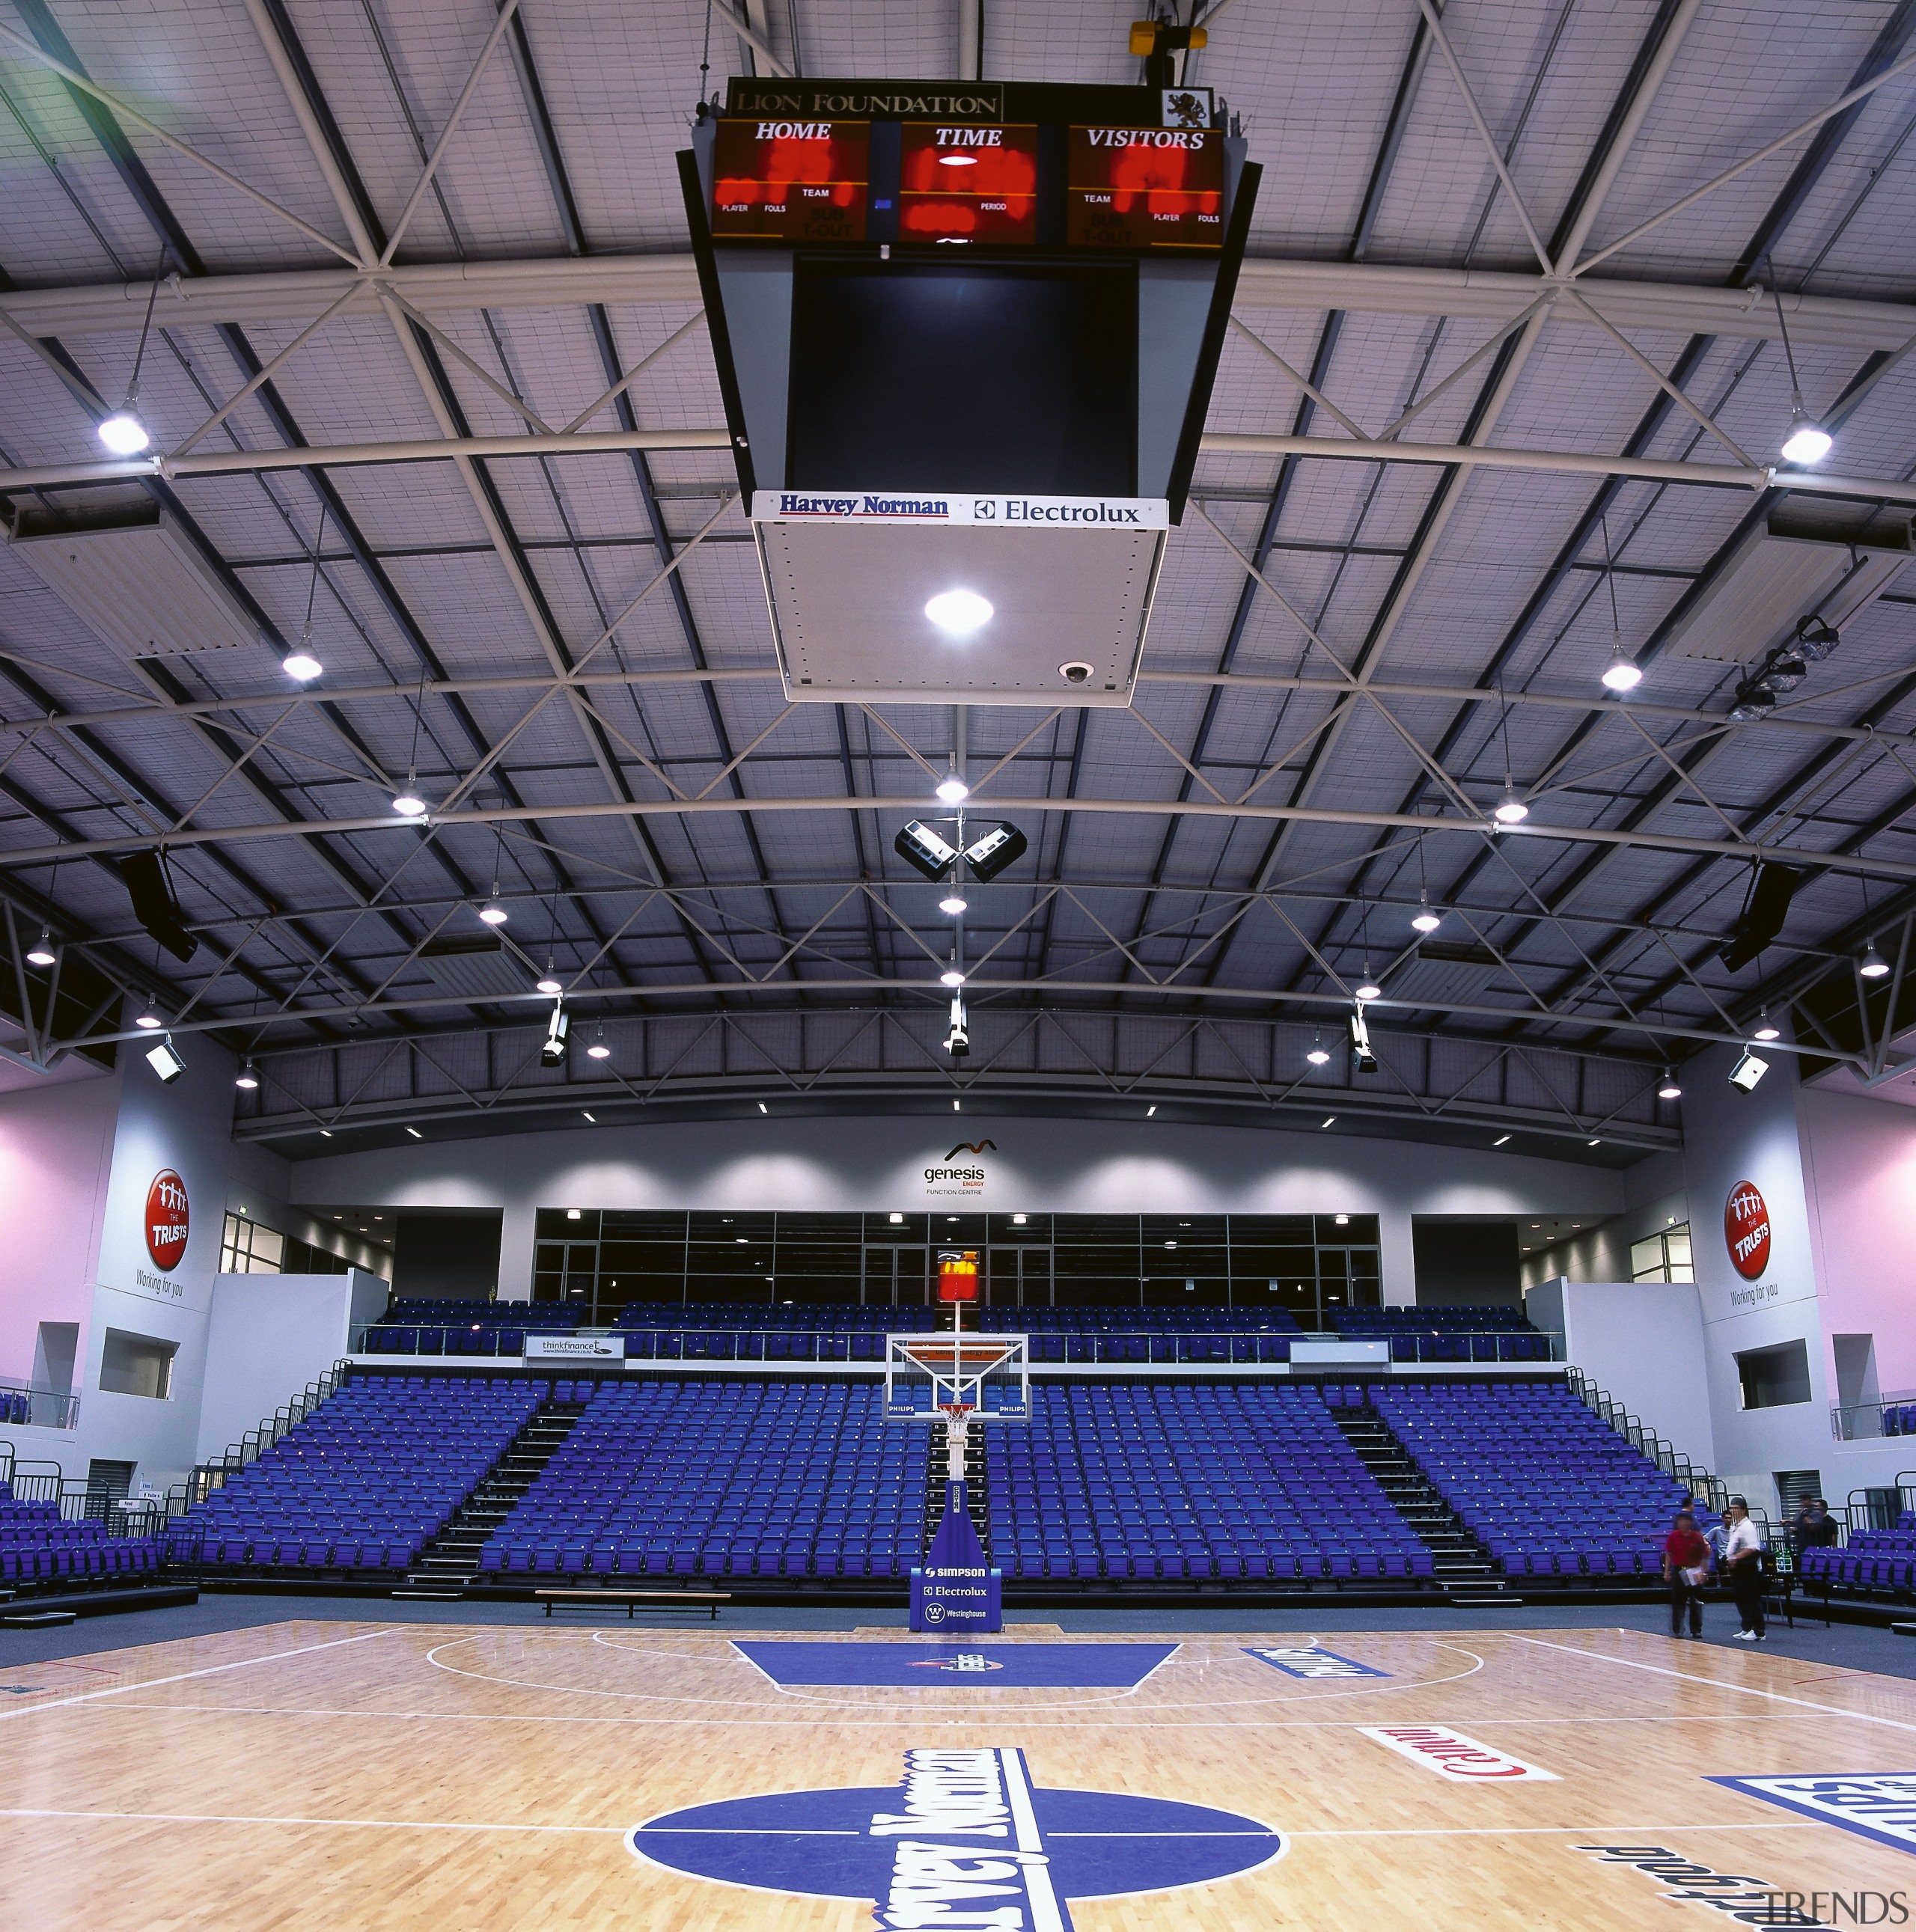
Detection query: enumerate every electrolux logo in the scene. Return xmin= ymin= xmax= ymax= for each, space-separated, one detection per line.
xmin=1724 ymin=1179 xmax=1772 ymax=1281
xmin=630 ymin=1745 xmax=1284 ymax=1929
xmin=144 ymin=1168 xmax=189 ymax=1272
xmin=752 ymin=490 xmax=1169 ymax=529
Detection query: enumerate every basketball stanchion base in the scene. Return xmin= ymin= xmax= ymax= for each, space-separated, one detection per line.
xmin=910 ymin=1478 xmax=1002 ymax=1633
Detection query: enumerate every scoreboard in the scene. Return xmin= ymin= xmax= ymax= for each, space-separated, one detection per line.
xmin=703 ymin=79 xmax=1238 ymax=255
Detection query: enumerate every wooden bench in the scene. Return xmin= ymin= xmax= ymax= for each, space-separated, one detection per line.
xmin=534 ymin=1588 xmax=730 ymax=1621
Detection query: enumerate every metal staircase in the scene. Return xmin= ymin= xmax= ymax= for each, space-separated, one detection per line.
xmin=922 ymin=1419 xmax=991 ymax=1561
xmin=403 ymin=1396 xmax=586 ymax=1588
xmin=1332 ymin=1403 xmax=1508 ymax=1597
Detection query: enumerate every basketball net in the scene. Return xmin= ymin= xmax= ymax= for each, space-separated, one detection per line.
xmin=939 ymin=1401 xmax=975 ymax=1481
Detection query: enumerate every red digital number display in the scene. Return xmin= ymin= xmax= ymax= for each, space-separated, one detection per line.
xmin=1066 ymin=126 xmax=1224 ymax=249
xmin=713 ymin=117 xmax=869 ymax=242
xmin=899 ymin=122 xmax=1039 ymax=245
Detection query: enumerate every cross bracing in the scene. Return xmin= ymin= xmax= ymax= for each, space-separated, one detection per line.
xmin=2 ymin=0 xmax=1916 ymax=1149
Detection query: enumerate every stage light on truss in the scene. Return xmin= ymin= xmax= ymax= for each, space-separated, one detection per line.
xmin=234 ymin=1060 xmax=259 ymax=1090
xmin=25 ymin=929 xmax=55 ymax=967
xmin=97 ymin=410 xmax=150 ymax=456
xmin=944 ymin=992 xmax=968 ymax=1058
xmin=1493 ymin=788 xmax=1529 ymax=825
xmin=1729 ymin=1048 xmax=1769 ymax=1093
xmin=144 ymin=1036 xmax=184 ymax=1083
xmin=540 ymin=1001 xmax=570 ymax=1066
xmin=1861 ymin=939 xmax=1891 ymax=979
xmin=895 ymin=819 xmax=961 ymax=881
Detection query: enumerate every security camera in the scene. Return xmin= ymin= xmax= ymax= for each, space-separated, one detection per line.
xmin=1058 ymin=661 xmax=1093 ymax=685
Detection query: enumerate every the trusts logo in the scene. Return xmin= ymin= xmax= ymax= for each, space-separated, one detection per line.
xmin=144 ymin=1168 xmax=189 ymax=1272
xmin=1724 ymin=1179 xmax=1772 ymax=1281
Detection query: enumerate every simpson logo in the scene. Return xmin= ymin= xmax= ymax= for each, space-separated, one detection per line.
xmin=1245 ymin=1645 xmax=1390 ymax=1681
xmin=144 ymin=1169 xmax=189 ymax=1272
xmin=1724 ymin=1179 xmax=1772 ymax=1281
xmin=1709 ymin=1773 xmax=1916 ymax=1858
xmin=631 ymin=1745 xmax=1284 ymax=1928
xmin=1358 ymin=1725 xmax=1557 ymax=1781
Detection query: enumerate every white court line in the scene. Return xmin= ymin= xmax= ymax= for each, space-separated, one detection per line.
xmin=998 ymin=1748 xmax=1070 ymax=1932
xmin=0 ymin=1628 xmax=404 ymax=1723
xmin=1510 ymin=1634 xmax=1916 ymax=1735
xmin=0 ymin=1806 xmax=621 ymax=1833
xmin=1280 ymin=1822 xmax=1826 ymax=1838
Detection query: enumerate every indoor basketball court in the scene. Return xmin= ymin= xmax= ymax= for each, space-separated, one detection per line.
xmin=4 ymin=1619 xmax=1913 ymax=1928
xmin=2 ymin=2 xmax=1915 ymax=1929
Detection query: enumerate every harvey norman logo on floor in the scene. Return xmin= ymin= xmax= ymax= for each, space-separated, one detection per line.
xmin=752 ymin=489 xmax=1170 ymax=528
xmin=1359 ymin=1725 xmax=1558 ymax=1781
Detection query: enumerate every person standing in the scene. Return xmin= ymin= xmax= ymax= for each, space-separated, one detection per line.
xmin=1663 ymin=1511 xmax=1710 ymax=1638
xmin=1723 ymin=1496 xmax=1766 ymax=1642
xmin=1787 ymin=1497 xmax=1838 ymax=1561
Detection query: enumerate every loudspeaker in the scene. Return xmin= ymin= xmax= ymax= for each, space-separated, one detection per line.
xmin=119 ymin=852 xmax=198 ymax=962
xmin=1718 ymin=863 xmax=1800 ymax=973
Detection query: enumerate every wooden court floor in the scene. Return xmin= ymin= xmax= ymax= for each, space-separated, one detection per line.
xmin=1 ymin=1618 xmax=1912 ymax=1928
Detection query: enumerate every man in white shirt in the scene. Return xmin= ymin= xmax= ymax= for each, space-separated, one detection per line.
xmin=1722 ymin=1495 xmax=1766 ymax=1642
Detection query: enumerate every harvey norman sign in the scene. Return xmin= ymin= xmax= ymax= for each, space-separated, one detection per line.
xmin=752 ymin=490 xmax=1169 ymax=528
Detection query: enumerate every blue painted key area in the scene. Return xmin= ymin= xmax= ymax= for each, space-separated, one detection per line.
xmin=733 ymin=1639 xmax=1177 ymax=1687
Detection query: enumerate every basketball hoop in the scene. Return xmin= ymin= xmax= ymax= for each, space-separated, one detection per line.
xmin=939 ymin=1402 xmax=975 ymax=1427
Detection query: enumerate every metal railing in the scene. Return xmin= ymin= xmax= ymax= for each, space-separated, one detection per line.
xmin=350 ymin=1321 xmax=1560 ymax=1366
xmin=1565 ymin=1367 xmax=1728 ymax=1516
xmin=0 ymin=1377 xmax=79 ymax=1430
xmin=1831 ymin=1390 xmax=1916 ymax=1442
xmin=0 ymin=1442 xmax=165 ymax=1527
xmin=163 ymin=1360 xmax=351 ymax=1530
xmin=1844 ymin=1477 xmax=1916 ymax=1534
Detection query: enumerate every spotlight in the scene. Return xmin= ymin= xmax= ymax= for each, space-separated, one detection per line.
xmin=478 ymin=894 xmax=508 ymax=926
xmin=936 ymin=771 xmax=971 ymax=804
xmin=962 ymin=822 xmax=1028 ymax=881
xmin=939 ymin=893 xmax=968 ymax=915
xmin=1146 ymin=1104 xmax=1157 ymax=1117
xmin=135 ymin=1004 xmax=164 ymax=1030
xmin=925 ymin=590 xmax=992 ymax=634
xmin=235 ymin=1060 xmax=259 ymax=1090
xmin=757 ymin=1101 xmax=768 ymax=1114
xmin=1794 ymin=615 xmax=1840 ymax=663
xmin=895 ymin=820 xmax=960 ymax=881
xmin=1861 ymin=939 xmax=1891 ymax=979
xmin=391 ymin=787 xmax=427 ymax=817
xmin=281 ymin=649 xmax=323 ymax=681
xmin=1658 ymin=1070 xmax=1682 ymax=1099
xmin=1349 ymin=1008 xmax=1377 ymax=1075
xmin=944 ymin=993 xmax=968 ymax=1058
xmin=1305 ymin=1045 xmax=1331 ymax=1066
xmin=144 ymin=1036 xmax=184 ymax=1083
xmin=1727 ymin=685 xmax=1778 ymax=723
xmin=1780 ymin=409 xmax=1832 ymax=465
xmin=1729 ymin=1048 xmax=1769 ymax=1093
xmin=1411 ymin=894 xmax=1441 ymax=935
xmin=940 ymin=967 xmax=966 ymax=988
xmin=1601 ymin=648 xmax=1643 ymax=693
xmin=1494 ymin=788 xmax=1529 ymax=825
xmin=25 ymin=929 xmax=55 ymax=967
xmin=405 ymin=1125 xmax=423 ymax=1138
xmin=540 ymin=1002 xmax=570 ymax=1066
xmin=97 ymin=410 xmax=150 ymax=456
xmin=587 ymin=1033 xmax=611 ymax=1060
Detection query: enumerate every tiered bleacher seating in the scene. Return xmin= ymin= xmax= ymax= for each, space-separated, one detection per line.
xmin=1373 ymin=1381 xmax=1707 ymax=1581
xmin=1801 ymin=1514 xmax=1912 ymax=1595
xmin=1329 ymin=1306 xmax=1551 ymax=1361
xmin=361 ymin=1300 xmax=581 ymax=1354
xmin=0 ymin=1487 xmax=160 ymax=1586
xmin=1882 ymin=1404 xmax=1916 ymax=1436
xmin=476 ymin=1380 xmax=926 ymax=1580
xmin=175 ymin=1376 xmax=538 ymax=1571
xmin=985 ymin=1383 xmax=1433 ymax=1584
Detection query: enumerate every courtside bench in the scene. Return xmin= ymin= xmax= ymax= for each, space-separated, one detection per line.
xmin=535 ymin=1588 xmax=730 ymax=1621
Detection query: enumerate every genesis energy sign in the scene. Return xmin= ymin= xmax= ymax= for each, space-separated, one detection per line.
xmin=1724 ymin=1179 xmax=1772 ymax=1281
xmin=144 ymin=1169 xmax=189 ymax=1271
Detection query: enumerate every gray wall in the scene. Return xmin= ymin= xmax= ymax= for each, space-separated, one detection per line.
xmin=1412 ymin=1220 xmax=1521 ymax=1306
xmin=394 ymin=1211 xmax=503 ymax=1300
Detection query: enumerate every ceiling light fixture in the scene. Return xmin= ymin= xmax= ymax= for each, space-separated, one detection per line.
xmin=1751 ymin=1008 xmax=1781 ymax=1042
xmin=586 ymin=1030 xmax=611 ymax=1060
xmin=536 ymin=959 xmax=562 ymax=995
xmin=391 ymin=786 xmax=427 ymax=818
xmin=26 ymin=929 xmax=55 ymax=967
xmin=935 ymin=768 xmax=971 ymax=805
xmin=1494 ymin=787 xmax=1529 ymax=825
xmin=145 ymin=1036 xmax=184 ymax=1083
xmin=1765 ymin=266 xmax=1833 ymax=464
xmin=757 ymin=1101 xmax=768 ymax=1114
xmin=477 ymin=886 xmax=508 ymax=926
xmin=890 ymin=1211 xmax=904 ymax=1224
xmin=1306 ymin=1036 xmax=1330 ymax=1066
xmin=941 ymin=967 xmax=966 ymax=987
xmin=939 ymin=891 xmax=968 ymax=915
xmin=281 ymin=647 xmax=323 ymax=682
xmin=925 ymin=589 xmax=993 ymax=635
xmin=234 ymin=1060 xmax=259 ymax=1090
xmin=1321 ymin=1116 xmax=1336 ymax=1128
xmin=1411 ymin=893 xmax=1441 ymax=935
xmin=1658 ymin=1070 xmax=1682 ymax=1099
xmin=1596 ymin=509 xmax=1643 ymax=692
xmin=1602 ymin=646 xmax=1643 ymax=692
xmin=404 ymin=1125 xmax=422 ymax=1139
xmin=97 ymin=410 xmax=150 ymax=456
xmin=135 ymin=1003 xmax=163 ymax=1030
xmin=1493 ymin=1134 xmax=1510 ymax=1146
xmin=1861 ymin=939 xmax=1891 ymax=979
xmin=953 ymin=1098 xmax=961 ymax=1111
xmin=1146 ymin=1104 xmax=1157 ymax=1117
xmin=1354 ymin=966 xmax=1382 ymax=1001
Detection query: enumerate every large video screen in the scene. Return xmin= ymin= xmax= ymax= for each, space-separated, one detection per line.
xmin=712 ymin=118 xmax=869 ymax=243
xmin=787 ymin=260 xmax=1137 ymax=495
